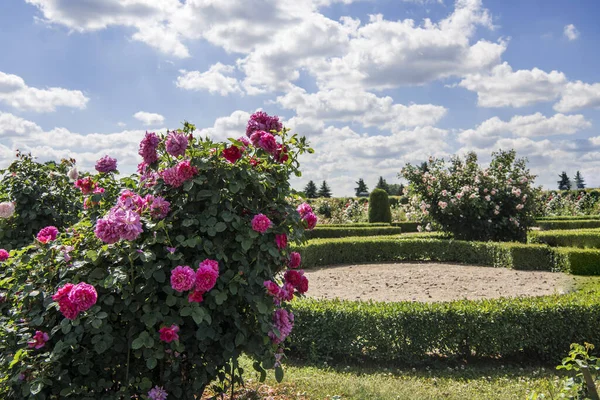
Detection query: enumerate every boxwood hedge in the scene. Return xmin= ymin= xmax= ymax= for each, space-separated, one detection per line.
xmin=289 ymin=290 xmax=600 ymax=365
xmin=305 ymin=226 xmax=404 ymax=239
xmin=536 ymin=215 xmax=600 ymax=221
xmin=529 ymin=229 xmax=600 ymax=249
xmin=536 ymin=220 xmax=600 ymax=230
xmin=297 ymin=236 xmax=600 ymax=275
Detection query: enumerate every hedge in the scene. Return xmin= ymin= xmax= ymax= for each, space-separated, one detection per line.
xmin=305 ymin=226 xmax=403 ymax=239
xmin=289 ymin=291 xmax=600 ymax=365
xmin=536 ymin=220 xmax=600 ymax=230
xmin=529 ymin=229 xmax=600 ymax=248
xmin=320 ymin=223 xmax=394 ymax=228
xmin=536 ymin=215 xmax=600 ymax=221
xmin=298 ymin=237 xmax=600 ymax=275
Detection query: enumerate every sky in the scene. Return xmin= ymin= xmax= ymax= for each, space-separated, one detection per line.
xmin=0 ymin=0 xmax=599 ymax=196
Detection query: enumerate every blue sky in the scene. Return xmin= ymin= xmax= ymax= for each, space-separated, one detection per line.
xmin=1 ymin=0 xmax=599 ymax=196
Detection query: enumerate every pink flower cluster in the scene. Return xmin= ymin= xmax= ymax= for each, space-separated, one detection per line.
xmin=166 ymin=131 xmax=189 ymax=157
xmin=288 ymin=251 xmax=301 ymax=269
xmin=53 ymin=282 xmax=98 ymax=320
xmin=159 ymin=325 xmax=179 ymax=343
xmin=148 ymin=386 xmax=168 ymax=400
xmin=297 ymin=203 xmax=318 ymax=230
xmin=160 ymin=160 xmax=198 ymax=188
xmin=263 ymin=269 xmax=308 ymax=305
xmin=95 ymin=155 xmax=118 ymax=173
xmin=74 ymin=177 xmax=96 ymax=195
xmin=268 ymin=308 xmax=294 ymax=344
xmin=37 ymin=226 xmax=59 ymax=244
xmin=170 ymin=259 xmax=220 ymax=303
xmin=252 ymin=214 xmax=272 ymax=233
xmin=246 ymin=111 xmax=282 ymax=137
xmin=28 ymin=331 xmax=49 ymax=349
xmin=275 ymin=233 xmax=287 ymax=249
xmin=222 ymin=145 xmax=243 ymax=164
xmin=139 ymin=132 xmax=161 ymax=164
xmin=0 ymin=249 xmax=9 ymax=262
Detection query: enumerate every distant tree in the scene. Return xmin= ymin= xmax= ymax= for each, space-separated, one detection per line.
xmin=304 ymin=180 xmax=318 ymax=198
xmin=317 ymin=180 xmax=332 ymax=198
xmin=387 ymin=183 xmax=404 ymax=196
xmin=574 ymin=171 xmax=586 ymax=189
xmin=375 ymin=176 xmax=390 ymax=194
xmin=558 ymin=171 xmax=572 ymax=190
xmin=355 ymin=178 xmax=369 ymax=197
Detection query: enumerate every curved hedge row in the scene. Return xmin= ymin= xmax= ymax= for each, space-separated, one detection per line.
xmin=305 ymin=226 xmax=403 ymax=239
xmin=536 ymin=215 xmax=600 ymax=221
xmin=298 ymin=237 xmax=600 ymax=275
xmin=289 ymin=290 xmax=600 ymax=365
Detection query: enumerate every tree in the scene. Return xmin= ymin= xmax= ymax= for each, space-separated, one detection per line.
xmin=318 ymin=180 xmax=332 ymax=198
xmin=355 ymin=178 xmax=369 ymax=197
xmin=574 ymin=171 xmax=586 ymax=189
xmin=375 ymin=176 xmax=390 ymax=194
xmin=387 ymin=183 xmax=404 ymax=196
xmin=558 ymin=171 xmax=572 ymax=190
xmin=303 ymin=180 xmax=318 ymax=198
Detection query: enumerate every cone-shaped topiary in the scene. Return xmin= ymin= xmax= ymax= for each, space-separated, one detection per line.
xmin=368 ymin=188 xmax=392 ymax=223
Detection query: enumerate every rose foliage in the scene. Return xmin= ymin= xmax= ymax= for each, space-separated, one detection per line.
xmin=401 ymin=150 xmax=539 ymax=242
xmin=0 ymin=114 xmax=314 ymax=399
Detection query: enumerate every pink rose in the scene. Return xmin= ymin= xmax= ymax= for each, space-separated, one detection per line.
xmin=195 ymin=260 xmax=219 ymax=293
xmin=0 ymin=249 xmax=9 ymax=262
xmin=288 ymin=252 xmax=301 ymax=269
xmin=252 ymin=214 xmax=272 ymax=233
xmin=28 ymin=331 xmax=49 ymax=349
xmin=159 ymin=325 xmax=179 ymax=343
xmin=275 ymin=234 xmax=287 ymax=249
xmin=303 ymin=212 xmax=318 ymax=230
xmin=37 ymin=226 xmax=59 ymax=244
xmin=170 ymin=266 xmax=196 ymax=292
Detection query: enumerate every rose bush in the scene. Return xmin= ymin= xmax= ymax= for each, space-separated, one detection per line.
xmin=0 ymin=114 xmax=314 ymax=398
xmin=0 ymin=152 xmax=82 ymax=250
xmin=401 ymin=150 xmax=539 ymax=242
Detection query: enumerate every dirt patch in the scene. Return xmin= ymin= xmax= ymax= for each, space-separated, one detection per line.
xmin=305 ymin=262 xmax=576 ymax=303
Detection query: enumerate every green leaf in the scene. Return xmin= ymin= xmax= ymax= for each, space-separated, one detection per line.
xmin=242 ymin=239 xmax=253 ymax=252
xmin=30 ymin=381 xmax=43 ymax=395
xmin=94 ymin=340 xmax=108 ymax=354
xmin=256 ymin=301 xmax=268 ymax=314
xmin=131 ymin=337 xmax=144 ymax=350
xmin=166 ymin=295 xmax=177 ymax=307
xmin=86 ymin=250 xmax=98 ymax=262
xmin=215 ymin=222 xmax=227 ymax=232
xmin=153 ymin=269 xmax=166 ymax=283
xmin=275 ymin=366 xmax=284 ymax=383
xmin=9 ymin=349 xmax=24 ymax=369
xmin=91 ymin=319 xmax=103 ymax=329
xmin=180 ymin=306 xmax=192 ymax=317
xmin=146 ymin=357 xmax=158 ymax=370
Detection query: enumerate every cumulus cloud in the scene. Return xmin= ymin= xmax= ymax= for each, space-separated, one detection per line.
xmin=176 ymin=63 xmax=243 ymax=96
xmin=458 ymin=62 xmax=567 ymax=107
xmin=133 ymin=111 xmax=165 ymax=126
xmin=554 ymin=81 xmax=600 ymax=113
xmin=458 ymin=113 xmax=591 ymax=148
xmin=0 ymin=71 xmax=88 ymax=112
xmin=564 ymin=24 xmax=579 ymax=41
xmin=276 ymin=86 xmax=447 ymax=130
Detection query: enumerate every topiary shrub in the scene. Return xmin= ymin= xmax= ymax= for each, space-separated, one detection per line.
xmin=401 ymin=150 xmax=539 ymax=242
xmin=0 ymin=113 xmax=315 ymax=399
xmin=368 ymin=189 xmax=392 ymax=223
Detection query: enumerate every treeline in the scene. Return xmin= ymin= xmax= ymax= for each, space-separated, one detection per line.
xmin=302 ymin=176 xmax=404 ymax=198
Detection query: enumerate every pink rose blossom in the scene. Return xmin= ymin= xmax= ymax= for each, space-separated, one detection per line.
xmin=28 ymin=331 xmax=49 ymax=349
xmin=95 ymin=155 xmax=118 ymax=173
xmin=0 ymin=202 xmax=15 ymax=219
xmin=0 ymin=249 xmax=9 ymax=262
xmin=264 ymin=281 xmax=281 ymax=297
xmin=258 ymin=132 xmax=278 ymax=154
xmin=68 ymin=282 xmax=98 ymax=312
xmin=148 ymin=386 xmax=168 ymax=400
xmin=288 ymin=252 xmax=301 ymax=269
xmin=222 ymin=146 xmax=243 ymax=163
xmin=170 ymin=266 xmax=196 ymax=292
xmin=297 ymin=203 xmax=313 ymax=218
xmin=139 ymin=132 xmax=161 ymax=164
xmin=37 ymin=226 xmax=59 ymax=244
xmin=275 ymin=234 xmax=287 ymax=249
xmin=159 ymin=325 xmax=179 ymax=343
xmin=252 ymin=214 xmax=272 ymax=233
xmin=284 ymin=270 xmax=303 ymax=288
xmin=195 ymin=260 xmax=219 ymax=292
xmin=188 ymin=290 xmax=204 ymax=303
xmin=246 ymin=111 xmax=282 ymax=137
xmin=303 ymin=212 xmax=318 ymax=230
xmin=74 ymin=177 xmax=96 ymax=194
xmin=165 ymin=131 xmax=188 ymax=157
xmin=269 ymin=308 xmax=294 ymax=344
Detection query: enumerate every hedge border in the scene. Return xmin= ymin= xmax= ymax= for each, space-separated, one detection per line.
xmin=529 ymin=229 xmax=600 ymax=249
xmin=536 ymin=220 xmax=600 ymax=230
xmin=298 ymin=237 xmax=600 ymax=275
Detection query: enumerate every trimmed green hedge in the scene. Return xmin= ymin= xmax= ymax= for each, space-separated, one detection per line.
xmin=536 ymin=220 xmax=600 ymax=230
xmin=529 ymin=229 xmax=600 ymax=248
xmin=290 ymin=291 xmax=600 ymax=365
xmin=320 ymin=223 xmax=393 ymax=228
xmin=298 ymin=237 xmax=600 ymax=275
xmin=305 ymin=226 xmax=403 ymax=239
xmin=536 ymin=215 xmax=600 ymax=221
xmin=390 ymin=221 xmax=420 ymax=232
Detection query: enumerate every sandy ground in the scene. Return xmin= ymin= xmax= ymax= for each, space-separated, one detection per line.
xmin=305 ymin=262 xmax=576 ymax=303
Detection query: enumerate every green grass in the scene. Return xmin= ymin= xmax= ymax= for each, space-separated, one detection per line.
xmin=237 ymin=356 xmax=565 ymax=399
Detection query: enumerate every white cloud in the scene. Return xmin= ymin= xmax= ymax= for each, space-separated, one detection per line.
xmin=458 ymin=112 xmax=591 ymax=147
xmin=276 ymin=86 xmax=447 ymax=130
xmin=200 ymin=110 xmax=251 ymax=142
xmin=564 ymin=24 xmax=579 ymax=41
xmin=176 ymin=63 xmax=243 ymax=96
xmin=554 ymin=81 xmax=600 ymax=113
xmin=0 ymin=71 xmax=88 ymax=112
xmin=117 ymin=122 xmax=126 ymax=127
xmin=133 ymin=111 xmax=165 ymax=126
xmin=458 ymin=62 xmax=567 ymax=107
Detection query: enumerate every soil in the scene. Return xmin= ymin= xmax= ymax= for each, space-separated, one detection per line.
xmin=304 ymin=262 xmax=576 ymax=303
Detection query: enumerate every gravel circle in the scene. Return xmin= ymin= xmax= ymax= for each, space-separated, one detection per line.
xmin=304 ymin=262 xmax=575 ymax=303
